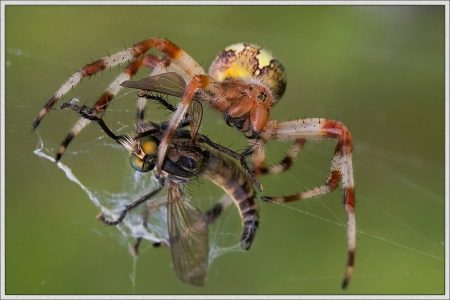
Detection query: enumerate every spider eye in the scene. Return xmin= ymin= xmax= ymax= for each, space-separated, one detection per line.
xmin=130 ymin=154 xmax=155 ymax=172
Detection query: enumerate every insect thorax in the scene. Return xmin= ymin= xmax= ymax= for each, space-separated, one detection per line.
xmin=208 ymin=43 xmax=287 ymax=104
xmin=164 ymin=141 xmax=209 ymax=181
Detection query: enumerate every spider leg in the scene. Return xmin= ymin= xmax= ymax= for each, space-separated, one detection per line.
xmin=136 ymin=54 xmax=189 ymax=126
xmin=54 ymin=58 xmax=145 ymax=161
xmin=156 ymin=75 xmax=213 ymax=172
xmin=136 ymin=93 xmax=149 ymax=129
xmin=33 ymin=38 xmax=205 ymax=129
xmin=59 ymin=102 xmax=162 ymax=150
xmin=56 ymin=52 xmax=193 ymax=161
xmin=135 ymin=55 xmax=163 ymax=126
xmin=252 ymin=138 xmax=306 ymax=177
xmin=262 ymin=118 xmax=355 ymax=289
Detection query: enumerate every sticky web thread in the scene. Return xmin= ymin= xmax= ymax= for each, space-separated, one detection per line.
xmin=33 ymin=132 xmax=244 ymax=286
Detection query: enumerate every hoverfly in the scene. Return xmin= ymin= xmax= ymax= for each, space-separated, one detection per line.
xmin=60 ymin=99 xmax=259 ymax=286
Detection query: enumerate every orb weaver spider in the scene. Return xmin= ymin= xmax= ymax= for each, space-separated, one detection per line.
xmin=32 ymin=38 xmax=356 ymax=289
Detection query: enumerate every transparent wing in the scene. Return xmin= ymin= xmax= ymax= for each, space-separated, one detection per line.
xmin=167 ymin=183 xmax=209 ymax=286
xmin=188 ymin=100 xmax=203 ymax=141
xmin=121 ymin=72 xmax=186 ymax=98
xmin=122 ymin=72 xmax=204 ymax=141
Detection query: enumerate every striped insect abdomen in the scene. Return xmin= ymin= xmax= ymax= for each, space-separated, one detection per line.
xmin=203 ymin=152 xmax=259 ymax=250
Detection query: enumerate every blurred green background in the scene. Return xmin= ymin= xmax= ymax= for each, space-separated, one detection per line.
xmin=4 ymin=5 xmax=445 ymax=295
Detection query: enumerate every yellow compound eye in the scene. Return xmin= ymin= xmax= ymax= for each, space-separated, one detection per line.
xmin=140 ymin=136 xmax=158 ymax=156
xmin=129 ymin=136 xmax=159 ymax=173
xmin=209 ymin=43 xmax=286 ymax=104
xmin=130 ymin=154 xmax=154 ymax=172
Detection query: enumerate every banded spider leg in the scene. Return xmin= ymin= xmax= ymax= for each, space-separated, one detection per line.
xmin=258 ymin=118 xmax=355 ymax=289
xmin=202 ymin=118 xmax=356 ymax=289
xmin=32 ymin=38 xmax=205 ymax=161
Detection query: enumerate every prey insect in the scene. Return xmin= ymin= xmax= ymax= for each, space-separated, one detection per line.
xmin=33 ymin=38 xmax=356 ymax=288
xmin=60 ymin=100 xmax=260 ymax=286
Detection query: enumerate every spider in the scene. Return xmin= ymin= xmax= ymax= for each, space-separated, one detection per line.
xmin=33 ymin=38 xmax=356 ymax=288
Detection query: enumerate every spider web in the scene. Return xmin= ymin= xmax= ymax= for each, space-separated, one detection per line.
xmin=6 ymin=46 xmax=247 ymax=289
xmin=32 ymin=128 xmax=245 ymax=289
xmin=27 ymin=99 xmax=446 ymax=292
xmin=5 ymin=45 xmax=446 ymax=294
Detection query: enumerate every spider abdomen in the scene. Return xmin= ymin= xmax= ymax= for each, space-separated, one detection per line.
xmin=208 ymin=43 xmax=287 ymax=104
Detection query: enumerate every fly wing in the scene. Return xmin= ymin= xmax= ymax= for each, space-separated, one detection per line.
xmin=122 ymin=72 xmax=204 ymax=139
xmin=167 ymin=183 xmax=209 ymax=286
xmin=121 ymin=72 xmax=186 ymax=98
xmin=188 ymin=100 xmax=203 ymax=141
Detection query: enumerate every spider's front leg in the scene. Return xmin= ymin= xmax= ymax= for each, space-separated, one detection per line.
xmin=52 ymin=52 xmax=192 ymax=162
xmin=33 ymin=38 xmax=204 ymax=129
xmin=156 ymin=75 xmax=213 ymax=172
xmin=261 ymin=118 xmax=356 ymax=289
xmin=53 ymin=58 xmax=145 ymax=161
